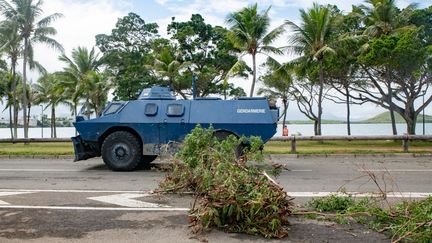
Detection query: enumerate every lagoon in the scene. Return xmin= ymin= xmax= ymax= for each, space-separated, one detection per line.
xmin=0 ymin=123 xmax=431 ymax=139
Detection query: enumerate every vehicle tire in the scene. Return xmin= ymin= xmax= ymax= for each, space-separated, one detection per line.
xmin=101 ymin=131 xmax=142 ymax=171
xmin=214 ymin=131 xmax=245 ymax=159
xmin=137 ymin=155 xmax=158 ymax=170
xmin=142 ymin=155 xmax=157 ymax=163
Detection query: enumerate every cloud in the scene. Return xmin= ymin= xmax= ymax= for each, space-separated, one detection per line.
xmin=31 ymin=0 xmax=129 ymax=75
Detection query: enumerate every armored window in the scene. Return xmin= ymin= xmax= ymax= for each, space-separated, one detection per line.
xmin=104 ymin=103 xmax=123 ymax=116
xmin=166 ymin=104 xmax=184 ymax=117
xmin=145 ymin=103 xmax=158 ymax=116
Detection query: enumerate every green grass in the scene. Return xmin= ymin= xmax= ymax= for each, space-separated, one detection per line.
xmin=0 ymin=140 xmax=430 ymax=156
xmin=0 ymin=142 xmax=74 ymax=155
xmin=305 ymin=195 xmax=432 ymax=243
xmin=264 ymin=140 xmax=432 ymax=154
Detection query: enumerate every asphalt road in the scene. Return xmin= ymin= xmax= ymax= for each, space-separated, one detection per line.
xmin=0 ymin=155 xmax=431 ymax=242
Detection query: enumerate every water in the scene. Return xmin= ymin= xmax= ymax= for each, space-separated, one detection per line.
xmin=1 ymin=123 xmax=431 ymax=139
xmin=276 ymin=123 xmax=432 ymax=136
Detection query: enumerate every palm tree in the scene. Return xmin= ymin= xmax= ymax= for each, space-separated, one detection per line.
xmin=286 ymin=3 xmax=336 ymax=135
xmin=226 ymin=3 xmax=286 ymax=97
xmin=58 ymin=46 xmax=101 ymax=117
xmin=83 ymin=71 xmax=111 ymax=117
xmin=151 ymin=47 xmax=189 ymax=99
xmin=0 ymin=20 xmax=21 ymax=138
xmin=33 ymin=73 xmax=64 ymax=138
xmin=258 ymin=57 xmax=293 ymax=132
xmin=361 ymin=0 xmax=401 ymax=37
xmin=0 ymin=0 xmax=63 ymax=138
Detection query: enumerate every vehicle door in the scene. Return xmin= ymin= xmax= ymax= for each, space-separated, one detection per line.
xmin=159 ymin=100 xmax=191 ymax=144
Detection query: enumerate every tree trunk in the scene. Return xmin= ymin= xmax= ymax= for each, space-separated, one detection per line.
xmin=345 ymin=86 xmax=351 ymax=136
xmin=317 ymin=60 xmax=324 ymax=136
xmin=282 ymin=99 xmax=288 ymax=129
xmin=314 ymin=120 xmax=318 ymax=135
xmin=27 ymin=105 xmax=31 ymax=131
xmin=13 ymin=104 xmax=18 ymax=139
xmin=9 ymin=106 xmax=13 ymax=140
xmin=74 ymin=103 xmax=78 ymax=136
xmin=11 ymin=58 xmax=18 ymax=139
xmin=406 ymin=119 xmax=416 ymax=135
xmin=51 ymin=105 xmax=57 ymax=138
xmin=249 ymin=53 xmax=257 ymax=97
xmin=22 ymin=38 xmax=29 ymax=139
xmin=385 ymin=67 xmax=397 ymax=135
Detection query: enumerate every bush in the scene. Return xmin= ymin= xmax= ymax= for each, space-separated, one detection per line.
xmin=159 ymin=125 xmax=293 ymax=238
xmin=307 ymin=195 xmax=432 ymax=242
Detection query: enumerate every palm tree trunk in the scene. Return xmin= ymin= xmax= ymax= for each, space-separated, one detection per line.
xmin=27 ymin=104 xmax=31 ymax=130
xmin=317 ymin=60 xmax=324 ymax=136
xmin=9 ymin=106 xmax=13 ymax=140
xmin=13 ymin=103 xmax=18 ymax=139
xmin=53 ymin=107 xmax=57 ymax=138
xmin=282 ymin=99 xmax=288 ymax=129
xmin=22 ymin=38 xmax=29 ymax=139
xmin=249 ymin=53 xmax=257 ymax=97
xmin=345 ymin=85 xmax=351 ymax=136
xmin=74 ymin=103 xmax=78 ymax=136
xmin=11 ymin=58 xmax=18 ymax=139
xmin=51 ymin=105 xmax=55 ymax=138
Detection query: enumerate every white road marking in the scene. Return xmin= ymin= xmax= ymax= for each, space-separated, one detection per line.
xmin=0 ymin=192 xmax=35 ymax=205
xmin=0 ymin=205 xmax=189 ymax=211
xmin=88 ymin=193 xmax=167 ymax=208
xmin=286 ymin=192 xmax=432 ymax=198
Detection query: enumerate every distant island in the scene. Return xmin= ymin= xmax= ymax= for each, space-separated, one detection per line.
xmin=282 ymin=112 xmax=432 ymax=124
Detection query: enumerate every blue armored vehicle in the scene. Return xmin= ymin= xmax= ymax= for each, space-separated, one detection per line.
xmin=72 ymin=87 xmax=278 ymax=171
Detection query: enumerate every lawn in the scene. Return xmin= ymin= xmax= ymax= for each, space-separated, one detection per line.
xmin=0 ymin=142 xmax=74 ymax=156
xmin=263 ymin=140 xmax=432 ymax=154
xmin=0 ymin=140 xmax=431 ymax=156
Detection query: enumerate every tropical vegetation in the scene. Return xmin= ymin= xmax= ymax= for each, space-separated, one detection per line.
xmin=0 ymin=0 xmax=431 ymax=138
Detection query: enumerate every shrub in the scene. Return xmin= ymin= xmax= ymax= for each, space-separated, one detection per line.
xmin=159 ymin=125 xmax=293 ymax=238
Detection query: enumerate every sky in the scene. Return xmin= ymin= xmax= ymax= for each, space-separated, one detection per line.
xmin=1 ymin=0 xmax=431 ymax=121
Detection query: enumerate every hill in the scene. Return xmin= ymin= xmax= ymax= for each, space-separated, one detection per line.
xmin=361 ymin=112 xmax=432 ymax=123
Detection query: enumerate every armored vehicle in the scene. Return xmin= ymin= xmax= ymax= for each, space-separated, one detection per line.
xmin=72 ymin=87 xmax=278 ymax=171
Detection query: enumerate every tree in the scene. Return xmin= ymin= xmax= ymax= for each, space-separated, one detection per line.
xmin=33 ymin=73 xmax=64 ymax=138
xmin=167 ymin=14 xmax=246 ymax=98
xmin=0 ymin=0 xmax=63 ymax=138
xmin=81 ymin=71 xmax=111 ymax=117
xmin=0 ymin=20 xmax=21 ymax=138
xmin=58 ymin=46 xmax=101 ymax=117
xmin=150 ymin=46 xmax=189 ymax=99
xmin=258 ymin=58 xmax=293 ymax=132
xmin=352 ymin=28 xmax=432 ymax=134
xmin=226 ymin=3 xmax=285 ymax=97
xmin=286 ymin=3 xmax=336 ymax=135
xmin=96 ymin=13 xmax=159 ymax=100
xmin=325 ymin=10 xmax=364 ymax=135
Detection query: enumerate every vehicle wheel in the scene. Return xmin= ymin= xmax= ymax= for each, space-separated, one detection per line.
xmin=137 ymin=155 xmax=158 ymax=170
xmin=235 ymin=142 xmax=251 ymax=158
xmin=101 ymin=131 xmax=142 ymax=171
xmin=214 ymin=131 xmax=245 ymax=159
xmin=214 ymin=130 xmax=235 ymax=141
xmin=142 ymin=155 xmax=157 ymax=163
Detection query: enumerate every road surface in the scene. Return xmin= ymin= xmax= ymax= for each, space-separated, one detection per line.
xmin=1 ymin=155 xmax=431 ymax=242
